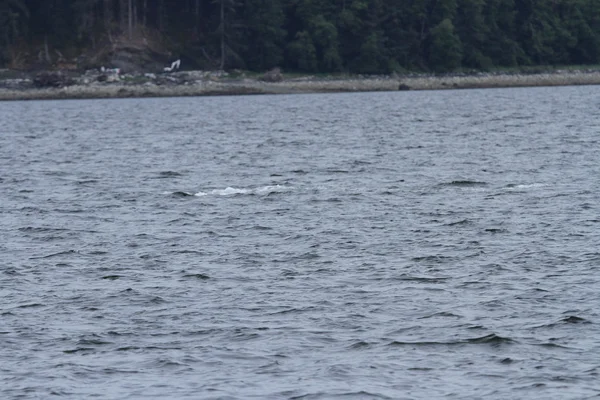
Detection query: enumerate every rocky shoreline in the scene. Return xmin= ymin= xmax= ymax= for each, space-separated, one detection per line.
xmin=1 ymin=68 xmax=600 ymax=101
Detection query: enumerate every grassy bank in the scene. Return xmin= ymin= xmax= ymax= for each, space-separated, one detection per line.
xmin=398 ymin=69 xmax=600 ymax=90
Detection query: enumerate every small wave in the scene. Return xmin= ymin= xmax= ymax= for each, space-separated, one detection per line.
xmin=535 ymin=342 xmax=573 ymax=349
xmin=63 ymin=347 xmax=95 ymax=354
xmin=441 ymin=180 xmax=488 ymax=187
xmin=87 ymin=250 xmax=109 ymax=256
xmin=393 ymin=274 xmax=450 ymax=283
xmin=534 ymin=315 xmax=590 ymax=329
xmin=30 ymin=250 xmax=78 ymax=259
xmin=77 ymin=338 xmax=113 ymax=346
xmin=252 ymin=225 xmax=273 ymax=231
xmin=290 ymin=391 xmax=392 ymax=400
xmin=418 ymin=311 xmax=462 ymax=319
xmin=17 ymin=303 xmax=44 ymax=308
xmin=116 ymin=346 xmax=141 ymax=352
xmin=561 ymin=315 xmax=589 ymax=324
xmin=19 ymin=226 xmax=68 ymax=233
xmin=347 ymin=340 xmax=373 ymax=350
xmin=465 ymin=333 xmax=514 ymax=344
xmin=411 ymin=255 xmax=453 ymax=263
xmin=485 ymin=228 xmax=507 ymax=234
xmin=102 ymin=275 xmax=121 ymax=280
xmin=164 ymin=191 xmax=195 ymax=197
xmin=18 ymin=206 xmax=46 ymax=213
xmin=157 ymin=171 xmax=184 ymax=178
xmin=181 ymin=273 xmax=210 ymax=280
xmin=308 ymin=196 xmax=343 ymax=203
xmin=387 ymin=333 xmax=513 ymax=346
xmin=267 ymin=306 xmax=318 ymax=315
xmin=445 ymin=219 xmax=472 ymax=226
xmin=352 ymin=160 xmax=373 ymax=166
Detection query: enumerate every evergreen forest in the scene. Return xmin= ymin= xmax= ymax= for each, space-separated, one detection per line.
xmin=2 ymin=0 xmax=600 ymax=73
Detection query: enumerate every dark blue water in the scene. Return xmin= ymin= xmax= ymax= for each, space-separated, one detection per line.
xmin=2 ymin=87 xmax=600 ymax=399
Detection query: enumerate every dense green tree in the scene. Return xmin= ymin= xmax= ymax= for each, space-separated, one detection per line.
xmin=455 ymin=0 xmax=491 ymax=69
xmin=309 ymin=14 xmax=341 ymax=71
xmin=353 ymin=31 xmax=387 ymax=73
xmin=0 ymin=0 xmax=28 ymax=65
xmin=242 ymin=0 xmax=285 ymax=70
xmin=286 ymin=0 xmax=341 ymax=72
xmin=336 ymin=0 xmax=367 ymax=69
xmin=287 ymin=30 xmax=317 ymax=71
xmin=558 ymin=0 xmax=599 ymax=64
xmin=377 ymin=0 xmax=415 ymax=70
xmin=428 ymin=18 xmax=462 ymax=71
xmin=515 ymin=0 xmax=560 ymax=64
xmin=481 ymin=0 xmax=521 ymax=66
xmin=0 ymin=0 xmax=28 ymax=45
xmin=431 ymin=0 xmax=458 ymax=26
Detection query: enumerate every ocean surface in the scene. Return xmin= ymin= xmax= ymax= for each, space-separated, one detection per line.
xmin=1 ymin=86 xmax=600 ymax=399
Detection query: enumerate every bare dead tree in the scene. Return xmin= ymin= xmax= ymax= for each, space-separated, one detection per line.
xmin=128 ymin=0 xmax=132 ymax=39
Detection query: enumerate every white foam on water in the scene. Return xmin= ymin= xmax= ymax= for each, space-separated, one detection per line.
xmin=255 ymin=185 xmax=292 ymax=195
xmin=505 ymin=183 xmax=548 ymax=191
xmin=211 ymin=187 xmax=252 ymax=196
xmin=192 ymin=185 xmax=292 ymax=197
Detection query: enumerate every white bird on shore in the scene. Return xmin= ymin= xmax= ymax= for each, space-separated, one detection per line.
xmin=164 ymin=59 xmax=181 ymax=72
xmin=100 ymin=66 xmax=120 ymax=75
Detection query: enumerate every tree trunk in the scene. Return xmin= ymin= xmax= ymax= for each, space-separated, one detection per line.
xmin=128 ymin=0 xmax=133 ymax=39
xmin=143 ymin=0 xmax=147 ymax=26
xmin=158 ymin=0 xmax=165 ymax=31
xmin=120 ymin=0 xmax=127 ymax=31
xmin=44 ymin=35 xmax=51 ymax=63
xmin=220 ymin=0 xmax=225 ymax=70
xmin=133 ymin=0 xmax=137 ymax=29
xmin=195 ymin=0 xmax=200 ymax=35
xmin=90 ymin=2 xmax=96 ymax=33
xmin=103 ymin=0 xmax=112 ymax=30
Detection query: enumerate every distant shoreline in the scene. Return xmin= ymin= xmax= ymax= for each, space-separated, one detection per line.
xmin=2 ymin=68 xmax=600 ymax=101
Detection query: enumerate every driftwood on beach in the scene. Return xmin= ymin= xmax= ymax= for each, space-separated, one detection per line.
xmin=1 ymin=69 xmax=600 ymax=101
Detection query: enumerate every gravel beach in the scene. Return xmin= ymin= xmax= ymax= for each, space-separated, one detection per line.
xmin=1 ymin=68 xmax=600 ymax=101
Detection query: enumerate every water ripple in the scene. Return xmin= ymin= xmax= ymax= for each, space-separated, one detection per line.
xmin=2 ymin=87 xmax=600 ymax=399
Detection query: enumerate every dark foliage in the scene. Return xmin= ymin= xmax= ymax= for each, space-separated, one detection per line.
xmin=1 ymin=0 xmax=600 ymax=72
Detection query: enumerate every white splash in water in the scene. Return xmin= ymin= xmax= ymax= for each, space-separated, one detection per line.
xmin=255 ymin=185 xmax=291 ymax=195
xmin=192 ymin=185 xmax=292 ymax=197
xmin=505 ymin=183 xmax=548 ymax=191
xmin=209 ymin=187 xmax=252 ymax=196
